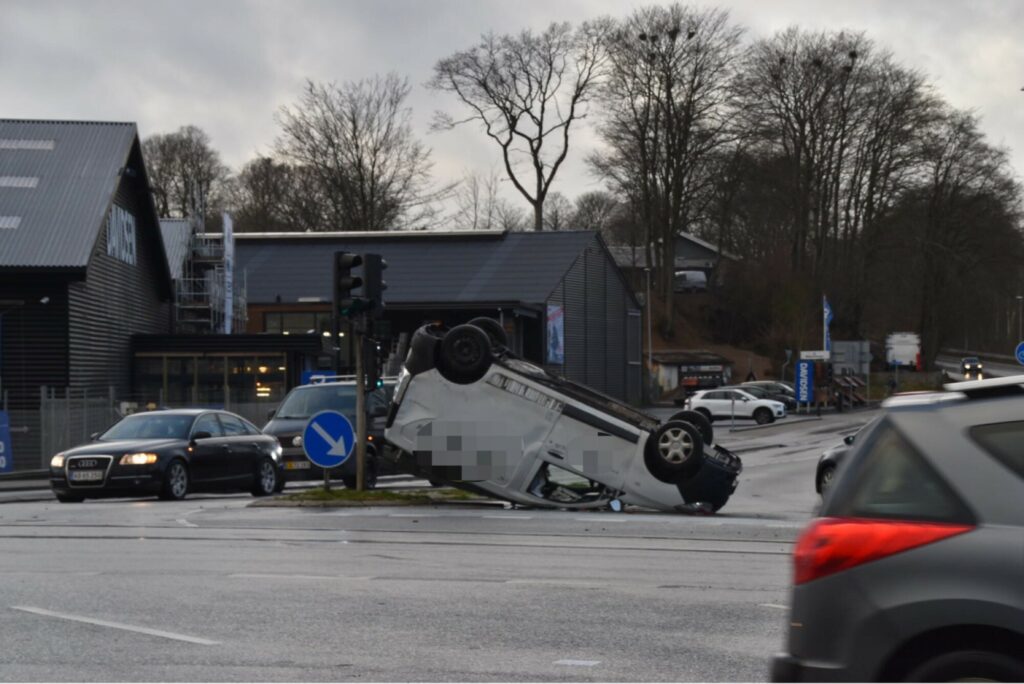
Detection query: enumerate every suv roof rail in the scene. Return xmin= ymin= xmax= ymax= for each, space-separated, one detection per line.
xmin=943 ymin=374 xmax=1024 ymax=399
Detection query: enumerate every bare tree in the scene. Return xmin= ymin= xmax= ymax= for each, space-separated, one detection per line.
xmin=573 ymin=190 xmax=621 ymax=233
xmin=542 ymin=192 xmax=575 ymax=231
xmin=143 ymin=125 xmax=230 ymax=219
xmin=590 ymin=4 xmax=743 ymax=338
xmin=275 ymin=75 xmax=446 ymax=231
xmin=229 ymin=156 xmax=323 ymax=233
xmin=429 ymin=20 xmax=610 ymax=231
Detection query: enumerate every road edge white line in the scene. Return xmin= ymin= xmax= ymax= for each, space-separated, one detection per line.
xmin=554 ymin=659 xmax=602 ymax=666
xmin=11 ymin=606 xmax=219 ymax=645
xmin=759 ymin=603 xmax=789 ymax=610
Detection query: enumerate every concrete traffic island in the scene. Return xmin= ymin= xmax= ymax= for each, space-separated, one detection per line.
xmin=249 ymin=486 xmax=500 ymax=508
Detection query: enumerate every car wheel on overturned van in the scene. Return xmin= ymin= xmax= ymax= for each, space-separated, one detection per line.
xmin=438 ymin=324 xmax=493 ymax=384
xmin=644 ymin=420 xmax=704 ymax=483
xmin=466 ymin=317 xmax=508 ymax=349
xmin=669 ymin=410 xmax=713 ymax=445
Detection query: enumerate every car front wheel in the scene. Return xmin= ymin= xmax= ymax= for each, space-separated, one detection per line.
xmin=817 ymin=464 xmax=836 ymax=496
xmin=251 ymin=458 xmax=278 ymax=497
xmin=159 ymin=460 xmax=189 ymax=501
xmin=438 ymin=324 xmax=492 ymax=384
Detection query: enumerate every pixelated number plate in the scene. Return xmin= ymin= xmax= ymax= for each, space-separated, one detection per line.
xmin=70 ymin=470 xmax=104 ymax=482
xmin=285 ymin=461 xmax=311 ymax=470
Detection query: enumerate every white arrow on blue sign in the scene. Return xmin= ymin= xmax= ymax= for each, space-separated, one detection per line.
xmin=1016 ymin=342 xmax=1024 ymax=366
xmin=302 ymin=410 xmax=356 ymax=469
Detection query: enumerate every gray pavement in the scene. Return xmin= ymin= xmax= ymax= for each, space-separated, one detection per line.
xmin=0 ymin=412 xmax=875 ymax=681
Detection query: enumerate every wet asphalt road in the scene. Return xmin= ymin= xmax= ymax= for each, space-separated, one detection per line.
xmin=0 ymin=411 xmax=874 ymax=681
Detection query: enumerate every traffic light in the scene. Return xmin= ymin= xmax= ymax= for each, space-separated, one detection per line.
xmin=334 ymin=252 xmax=368 ymax=319
xmin=361 ymin=253 xmax=388 ymax=318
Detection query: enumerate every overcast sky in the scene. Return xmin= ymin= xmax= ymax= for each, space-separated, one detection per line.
xmin=3 ymin=0 xmax=1022 ymax=216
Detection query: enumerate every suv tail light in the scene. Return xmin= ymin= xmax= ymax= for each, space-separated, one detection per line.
xmin=794 ymin=517 xmax=973 ymax=585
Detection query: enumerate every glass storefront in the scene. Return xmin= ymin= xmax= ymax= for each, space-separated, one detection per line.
xmin=134 ymin=354 xmax=287 ymax=415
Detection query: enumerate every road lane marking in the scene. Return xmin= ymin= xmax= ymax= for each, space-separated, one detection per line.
xmin=482 ymin=515 xmax=533 ymax=520
xmin=11 ymin=606 xmax=218 ymax=645
xmin=759 ymin=603 xmax=789 ymax=610
xmin=175 ymin=518 xmax=198 ymax=528
xmin=574 ymin=517 xmax=628 ymax=522
xmin=229 ymin=573 xmax=374 ymax=581
xmin=554 ymin=659 xmax=601 ymax=666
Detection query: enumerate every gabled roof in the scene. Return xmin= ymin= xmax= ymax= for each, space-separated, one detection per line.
xmin=0 ymin=119 xmax=140 ymax=268
xmin=159 ymin=218 xmax=192 ymax=281
xmin=230 ymin=230 xmax=605 ymax=306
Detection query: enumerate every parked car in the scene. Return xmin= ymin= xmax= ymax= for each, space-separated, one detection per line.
xmin=961 ymin=356 xmax=984 ymax=380
xmin=263 ymin=377 xmax=395 ymax=490
xmin=673 ymin=270 xmax=708 ymax=293
xmin=732 ymin=383 xmax=797 ymax=411
xmin=686 ymin=387 xmax=787 ymax=425
xmin=49 ymin=409 xmax=283 ymax=502
xmin=772 ymin=375 xmax=1024 ymax=682
xmin=742 ymin=380 xmax=796 ymax=398
xmin=384 ymin=319 xmax=743 ymax=513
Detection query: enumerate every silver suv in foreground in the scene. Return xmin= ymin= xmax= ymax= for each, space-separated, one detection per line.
xmin=384 ymin=319 xmax=742 ymax=513
xmin=772 ymin=375 xmax=1024 ymax=682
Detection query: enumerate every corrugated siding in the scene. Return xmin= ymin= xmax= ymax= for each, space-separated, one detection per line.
xmin=0 ymin=120 xmax=138 ymax=268
xmin=626 ymin=310 xmax=642 ymax=404
xmin=562 ymin=252 xmax=587 ymax=385
xmin=68 ymin=157 xmax=170 ymax=396
xmin=0 ymin=279 xmax=69 ymax=469
xmin=606 ymin=266 xmax=626 ymax=401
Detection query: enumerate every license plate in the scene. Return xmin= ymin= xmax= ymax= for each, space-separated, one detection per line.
xmin=285 ymin=461 xmax=311 ymax=470
xmin=70 ymin=470 xmax=104 ymax=482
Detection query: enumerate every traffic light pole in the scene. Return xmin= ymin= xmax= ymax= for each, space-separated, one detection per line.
xmin=354 ymin=316 xmax=367 ymax=492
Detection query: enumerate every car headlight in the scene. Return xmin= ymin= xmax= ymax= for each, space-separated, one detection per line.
xmin=272 ymin=443 xmax=283 ymax=458
xmin=50 ymin=453 xmax=65 ymax=468
xmin=119 ymin=452 xmax=159 ymax=466
xmin=291 ymin=435 xmax=303 ymax=447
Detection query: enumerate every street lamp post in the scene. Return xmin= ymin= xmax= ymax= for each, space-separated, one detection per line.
xmin=644 ymin=267 xmax=653 ymax=400
xmin=1017 ymin=295 xmax=1023 ymax=342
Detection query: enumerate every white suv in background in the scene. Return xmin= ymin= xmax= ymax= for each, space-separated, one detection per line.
xmin=687 ymin=387 xmax=786 ymax=425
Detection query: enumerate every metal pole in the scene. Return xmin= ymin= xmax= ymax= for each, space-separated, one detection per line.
xmin=1017 ymin=296 xmax=1022 ymax=341
xmin=354 ymin=321 xmax=367 ymax=492
xmin=645 ymin=268 xmax=653 ymax=400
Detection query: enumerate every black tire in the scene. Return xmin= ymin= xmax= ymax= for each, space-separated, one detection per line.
xmin=817 ymin=464 xmax=836 ymax=496
xmin=669 ymin=410 xmax=714 ymax=445
xmin=273 ymin=477 xmax=286 ymax=493
xmin=695 ymin=407 xmax=713 ymax=424
xmin=159 ymin=460 xmax=189 ymax=501
xmin=905 ymin=650 xmax=1024 ymax=682
xmin=438 ymin=324 xmax=492 ymax=384
xmin=56 ymin=493 xmax=84 ymax=503
xmin=342 ymin=462 xmax=377 ymax=490
xmin=251 ymin=458 xmax=278 ymax=497
xmin=754 ymin=407 xmax=774 ymax=425
xmin=644 ymin=420 xmax=704 ymax=483
xmin=428 ymin=479 xmax=445 ymax=488
xmin=466 ymin=317 xmax=508 ymax=348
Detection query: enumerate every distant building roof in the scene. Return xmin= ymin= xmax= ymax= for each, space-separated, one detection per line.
xmin=228 ymin=230 xmax=620 ymax=307
xmin=0 ymin=119 xmax=147 ymax=269
xmin=609 ymin=232 xmax=739 ymax=270
xmin=159 ymin=218 xmax=192 ymax=280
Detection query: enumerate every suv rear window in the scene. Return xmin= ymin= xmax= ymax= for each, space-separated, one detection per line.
xmin=969 ymin=421 xmax=1024 ymax=480
xmin=827 ymin=420 xmax=974 ymax=524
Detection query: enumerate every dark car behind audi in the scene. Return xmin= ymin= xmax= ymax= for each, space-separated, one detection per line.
xmin=773 ymin=376 xmax=1024 ymax=682
xmin=49 ymin=409 xmax=283 ymax=502
xmin=263 ymin=378 xmax=395 ymax=490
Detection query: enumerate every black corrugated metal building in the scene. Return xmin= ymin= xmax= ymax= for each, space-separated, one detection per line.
xmin=231 ymin=230 xmax=643 ymax=404
xmin=0 ymin=120 xmax=172 ymax=469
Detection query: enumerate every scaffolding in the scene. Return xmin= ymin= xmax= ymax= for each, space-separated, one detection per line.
xmin=173 ymin=223 xmax=247 ymax=334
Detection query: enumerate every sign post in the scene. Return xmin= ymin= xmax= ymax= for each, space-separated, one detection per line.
xmin=796 ymin=360 xmax=815 ymax=414
xmin=0 ymin=410 xmax=12 ymax=474
xmin=302 ymin=410 xmax=356 ymax=492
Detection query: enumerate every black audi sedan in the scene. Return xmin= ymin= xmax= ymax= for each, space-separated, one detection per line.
xmin=49 ymin=409 xmax=284 ymax=503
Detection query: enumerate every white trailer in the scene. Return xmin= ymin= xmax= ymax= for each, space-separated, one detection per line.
xmin=886 ymin=332 xmax=921 ymax=368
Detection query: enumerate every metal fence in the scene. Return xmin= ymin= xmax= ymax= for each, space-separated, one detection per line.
xmin=39 ymin=387 xmax=122 ymax=465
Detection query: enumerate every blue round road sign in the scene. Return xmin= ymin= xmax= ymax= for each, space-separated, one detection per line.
xmin=1016 ymin=342 xmax=1024 ymax=366
xmin=302 ymin=410 xmax=356 ymax=469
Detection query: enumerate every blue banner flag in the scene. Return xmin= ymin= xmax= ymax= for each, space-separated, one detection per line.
xmin=823 ymin=295 xmax=834 ymax=352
